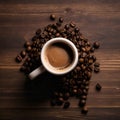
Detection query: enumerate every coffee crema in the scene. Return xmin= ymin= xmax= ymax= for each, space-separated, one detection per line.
xmin=46 ymin=42 xmax=74 ymax=68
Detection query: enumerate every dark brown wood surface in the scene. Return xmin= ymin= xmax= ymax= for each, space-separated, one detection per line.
xmin=0 ymin=0 xmax=120 ymax=120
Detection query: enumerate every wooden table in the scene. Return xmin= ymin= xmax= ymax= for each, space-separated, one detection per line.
xmin=0 ymin=0 xmax=120 ymax=120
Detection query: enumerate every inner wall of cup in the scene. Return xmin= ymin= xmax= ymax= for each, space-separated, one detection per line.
xmin=42 ymin=39 xmax=77 ymax=74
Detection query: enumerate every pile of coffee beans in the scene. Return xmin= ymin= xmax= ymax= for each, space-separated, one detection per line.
xmin=15 ymin=14 xmax=101 ymax=114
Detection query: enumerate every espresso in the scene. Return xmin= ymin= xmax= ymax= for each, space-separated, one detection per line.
xmin=46 ymin=42 xmax=73 ymax=68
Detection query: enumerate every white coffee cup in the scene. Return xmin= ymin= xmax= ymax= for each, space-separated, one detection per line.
xmin=29 ymin=37 xmax=78 ymax=80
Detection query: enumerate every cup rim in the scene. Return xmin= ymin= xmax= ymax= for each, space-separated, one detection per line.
xmin=41 ymin=37 xmax=78 ymax=75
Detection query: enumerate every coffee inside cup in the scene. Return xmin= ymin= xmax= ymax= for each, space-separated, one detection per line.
xmin=45 ymin=42 xmax=74 ymax=69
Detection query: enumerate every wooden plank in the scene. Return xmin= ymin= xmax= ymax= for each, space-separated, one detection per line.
xmin=0 ymin=0 xmax=120 ymax=120
xmin=0 ymin=68 xmax=119 ymax=108
xmin=0 ymin=49 xmax=120 ymax=69
xmin=0 ymin=2 xmax=120 ymax=14
xmin=0 ymin=108 xmax=120 ymax=120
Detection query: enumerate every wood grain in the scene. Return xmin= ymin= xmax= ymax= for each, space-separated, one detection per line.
xmin=0 ymin=0 xmax=120 ymax=120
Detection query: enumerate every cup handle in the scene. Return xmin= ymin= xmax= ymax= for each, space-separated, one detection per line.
xmin=28 ymin=66 xmax=46 ymax=80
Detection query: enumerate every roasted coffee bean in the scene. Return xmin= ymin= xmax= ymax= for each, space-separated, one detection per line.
xmin=96 ymin=83 xmax=102 ymax=91
xmin=93 ymin=41 xmax=100 ymax=49
xmin=26 ymin=46 xmax=32 ymax=52
xmin=36 ymin=28 xmax=41 ymax=35
xmin=85 ymin=81 xmax=90 ymax=85
xmin=85 ymin=86 xmax=89 ymax=91
xmin=79 ymin=99 xmax=86 ymax=107
xmin=48 ymin=32 xmax=52 ymax=36
xmin=26 ymin=57 xmax=31 ymax=62
xmin=81 ymin=64 xmax=86 ymax=71
xmin=71 ymin=31 xmax=75 ymax=36
xmin=94 ymin=62 xmax=100 ymax=67
xmin=88 ymin=59 xmax=93 ymax=65
xmin=79 ymin=58 xmax=84 ymax=63
xmin=70 ymin=22 xmax=75 ymax=28
xmin=90 ymin=47 xmax=95 ymax=52
xmin=73 ymin=89 xmax=77 ymax=95
xmin=81 ymin=95 xmax=87 ymax=100
xmin=63 ymin=101 xmax=70 ymax=109
xmin=87 ymin=71 xmax=92 ymax=79
xmin=81 ymin=47 xmax=86 ymax=52
xmin=57 ymin=97 xmax=64 ymax=106
xmin=81 ymin=106 xmax=88 ymax=114
xmin=59 ymin=17 xmax=64 ymax=23
xmin=82 ymin=89 xmax=87 ymax=95
xmin=55 ymin=33 xmax=60 ymax=37
xmin=20 ymin=50 xmax=26 ymax=58
xmin=94 ymin=67 xmax=100 ymax=73
xmin=16 ymin=55 xmax=22 ymax=63
xmin=76 ymin=66 xmax=81 ymax=71
xmin=65 ymin=24 xmax=69 ymax=30
xmin=74 ymin=27 xmax=79 ymax=33
xmin=92 ymin=55 xmax=96 ymax=62
xmin=85 ymin=46 xmax=91 ymax=52
xmin=52 ymin=29 xmax=57 ymax=35
xmin=24 ymin=41 xmax=31 ymax=48
xmin=50 ymin=14 xmax=56 ymax=20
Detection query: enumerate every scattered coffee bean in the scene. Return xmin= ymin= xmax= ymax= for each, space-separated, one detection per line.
xmin=96 ymin=83 xmax=102 ymax=91
xmin=85 ymin=86 xmax=89 ymax=91
xmin=93 ymin=41 xmax=100 ymax=49
xmin=50 ymin=14 xmax=56 ymax=20
xmin=70 ymin=22 xmax=75 ymax=28
xmin=79 ymin=58 xmax=84 ymax=63
xmin=79 ymin=100 xmax=86 ymax=107
xmin=94 ymin=62 xmax=100 ymax=67
xmin=88 ymin=59 xmax=93 ymax=65
xmin=26 ymin=46 xmax=32 ymax=52
xmin=36 ymin=28 xmax=41 ymax=35
xmin=94 ymin=67 xmax=100 ymax=73
xmin=73 ymin=89 xmax=77 ymax=95
xmin=16 ymin=55 xmax=22 ymax=63
xmin=20 ymin=50 xmax=26 ymax=58
xmin=24 ymin=41 xmax=31 ymax=48
xmin=55 ymin=32 xmax=60 ymax=37
xmin=65 ymin=24 xmax=69 ymax=30
xmin=90 ymin=47 xmax=95 ymax=52
xmin=59 ymin=17 xmax=64 ymax=23
xmin=76 ymin=66 xmax=81 ymax=71
xmin=81 ymin=95 xmax=87 ymax=100
xmin=74 ymin=27 xmax=79 ymax=33
xmin=63 ymin=101 xmax=70 ymax=109
xmin=81 ymin=106 xmax=88 ymax=114
xmin=91 ymin=55 xmax=96 ymax=62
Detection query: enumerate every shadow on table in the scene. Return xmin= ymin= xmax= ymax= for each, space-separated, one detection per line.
xmin=23 ymin=71 xmax=62 ymax=103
